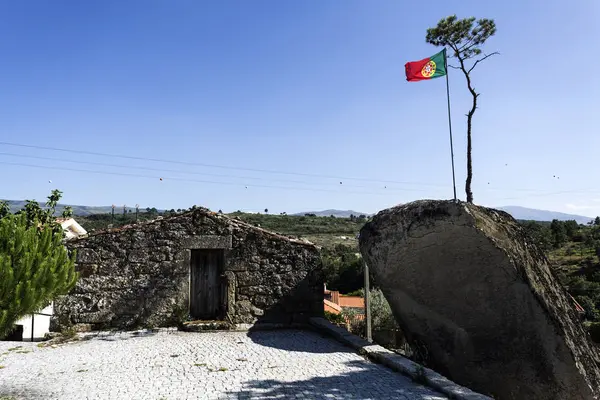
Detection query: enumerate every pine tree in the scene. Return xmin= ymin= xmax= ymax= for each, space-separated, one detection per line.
xmin=426 ymin=15 xmax=498 ymax=203
xmin=0 ymin=210 xmax=77 ymax=338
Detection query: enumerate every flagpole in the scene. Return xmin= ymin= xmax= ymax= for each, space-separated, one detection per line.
xmin=444 ymin=48 xmax=458 ymax=202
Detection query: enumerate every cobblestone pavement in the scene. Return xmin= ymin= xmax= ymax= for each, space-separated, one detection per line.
xmin=0 ymin=329 xmax=446 ymax=400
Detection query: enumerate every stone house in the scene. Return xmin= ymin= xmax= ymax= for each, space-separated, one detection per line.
xmin=51 ymin=208 xmax=323 ymax=332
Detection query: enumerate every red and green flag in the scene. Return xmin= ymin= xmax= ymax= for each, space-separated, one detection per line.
xmin=405 ymin=49 xmax=447 ymax=82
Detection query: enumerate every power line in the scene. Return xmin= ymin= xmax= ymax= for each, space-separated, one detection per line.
xmin=7 ymin=158 xmax=596 ymax=202
xmin=1 ymin=150 xmax=593 ymax=196
xmin=0 ymin=161 xmax=408 ymax=196
xmin=1 ymin=142 xmax=595 ymax=198
xmin=0 ymin=152 xmax=436 ymax=193
xmin=0 ymin=141 xmax=449 ymax=187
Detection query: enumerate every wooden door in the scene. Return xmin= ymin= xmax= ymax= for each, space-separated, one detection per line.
xmin=190 ymin=249 xmax=223 ymax=320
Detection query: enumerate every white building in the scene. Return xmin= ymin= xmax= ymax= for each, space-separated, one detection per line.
xmin=56 ymin=217 xmax=87 ymax=240
xmin=14 ymin=303 xmax=53 ymax=342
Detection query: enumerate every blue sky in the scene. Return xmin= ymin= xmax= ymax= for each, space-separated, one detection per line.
xmin=1 ymin=0 xmax=599 ymax=216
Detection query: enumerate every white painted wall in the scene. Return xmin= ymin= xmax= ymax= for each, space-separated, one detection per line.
xmin=14 ymin=303 xmax=53 ymax=341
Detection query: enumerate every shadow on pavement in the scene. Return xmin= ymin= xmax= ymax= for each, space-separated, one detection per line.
xmin=245 ymin=329 xmax=352 ymax=354
xmin=0 ymin=386 xmax=48 ymax=400
xmin=80 ymin=328 xmax=160 ymax=342
xmin=229 ymin=360 xmax=446 ymax=400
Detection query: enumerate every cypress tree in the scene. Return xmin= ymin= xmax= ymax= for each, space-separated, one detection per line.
xmin=0 ymin=212 xmax=77 ymax=339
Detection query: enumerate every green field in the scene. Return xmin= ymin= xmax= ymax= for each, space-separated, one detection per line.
xmin=228 ymin=212 xmax=363 ymax=248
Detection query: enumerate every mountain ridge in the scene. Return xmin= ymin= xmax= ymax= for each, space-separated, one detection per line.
xmin=295 ymin=206 xmax=594 ymax=224
xmin=3 ymin=200 xmax=126 ymax=216
xmin=2 ymin=199 xmax=595 ymax=224
xmin=497 ymin=205 xmax=593 ymax=225
xmin=291 ymin=209 xmax=370 ymax=218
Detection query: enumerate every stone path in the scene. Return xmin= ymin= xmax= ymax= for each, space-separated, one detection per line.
xmin=0 ymin=329 xmax=446 ymax=400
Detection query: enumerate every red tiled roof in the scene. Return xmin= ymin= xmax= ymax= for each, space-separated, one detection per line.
xmin=339 ymin=296 xmax=364 ymax=309
xmin=324 ymin=299 xmax=342 ymax=314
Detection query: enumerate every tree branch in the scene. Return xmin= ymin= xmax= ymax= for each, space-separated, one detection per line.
xmin=457 ymin=38 xmax=475 ymax=53
xmin=467 ymin=52 xmax=499 ymax=74
xmin=447 ymin=43 xmax=460 ymax=58
xmin=448 ymin=64 xmax=461 ymax=70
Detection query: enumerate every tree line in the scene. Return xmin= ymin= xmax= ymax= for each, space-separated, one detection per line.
xmin=521 ymin=217 xmax=600 ymax=254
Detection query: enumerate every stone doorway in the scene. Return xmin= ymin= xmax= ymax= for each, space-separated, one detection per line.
xmin=190 ymin=249 xmax=224 ymax=320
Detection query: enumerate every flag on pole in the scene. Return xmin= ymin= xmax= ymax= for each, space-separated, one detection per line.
xmin=405 ymin=49 xmax=447 ymax=82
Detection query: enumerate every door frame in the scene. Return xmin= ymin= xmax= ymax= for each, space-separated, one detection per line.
xmin=181 ymin=235 xmax=233 ymax=321
xmin=189 ymin=248 xmax=224 ymax=320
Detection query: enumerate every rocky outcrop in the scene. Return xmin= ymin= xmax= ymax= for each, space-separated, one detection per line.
xmin=359 ymin=200 xmax=600 ymax=400
xmin=51 ymin=208 xmax=323 ymax=331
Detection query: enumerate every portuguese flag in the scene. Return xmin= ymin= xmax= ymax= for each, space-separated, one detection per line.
xmin=405 ymin=49 xmax=447 ymax=82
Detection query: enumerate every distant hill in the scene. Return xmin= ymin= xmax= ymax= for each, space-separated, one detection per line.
xmin=2 ymin=199 xmax=595 ymax=225
xmin=293 ymin=209 xmax=370 ymax=218
xmin=4 ymin=200 xmax=119 ymax=216
xmin=295 ymin=206 xmax=595 ymax=225
xmin=498 ymin=206 xmax=593 ymax=225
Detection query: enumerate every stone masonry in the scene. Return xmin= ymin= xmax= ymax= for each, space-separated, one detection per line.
xmin=51 ymin=208 xmax=323 ymax=331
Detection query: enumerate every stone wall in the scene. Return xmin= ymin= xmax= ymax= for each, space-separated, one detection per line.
xmin=51 ymin=208 xmax=323 ymax=331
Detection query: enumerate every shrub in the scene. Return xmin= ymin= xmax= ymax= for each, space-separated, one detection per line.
xmin=370 ymin=288 xmax=399 ymax=331
xmin=576 ymin=296 xmax=600 ymax=321
xmin=345 ymin=289 xmax=364 ymax=297
xmin=589 ymin=322 xmax=600 ymax=344
xmin=341 ymin=307 xmax=365 ymax=335
xmin=324 ymin=311 xmax=345 ymax=325
xmin=0 ymin=213 xmax=77 ymax=338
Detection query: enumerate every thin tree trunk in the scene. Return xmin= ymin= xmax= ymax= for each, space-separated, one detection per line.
xmin=457 ymin=55 xmax=478 ymax=204
xmin=465 ymin=88 xmax=477 ymax=204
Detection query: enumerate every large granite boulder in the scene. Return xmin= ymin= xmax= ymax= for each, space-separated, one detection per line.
xmin=359 ymin=200 xmax=600 ymax=400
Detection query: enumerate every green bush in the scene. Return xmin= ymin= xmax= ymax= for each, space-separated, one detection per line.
xmin=324 ymin=311 xmax=345 ymax=325
xmin=0 ymin=190 xmax=79 ymax=339
xmin=576 ymin=296 xmax=600 ymax=321
xmin=345 ymin=289 xmax=364 ymax=297
xmin=321 ymin=245 xmax=363 ymax=293
xmin=341 ymin=307 xmax=364 ymax=335
xmin=589 ymin=322 xmax=600 ymax=344
xmin=370 ymin=289 xmax=399 ymax=331
xmin=0 ymin=213 xmax=77 ymax=338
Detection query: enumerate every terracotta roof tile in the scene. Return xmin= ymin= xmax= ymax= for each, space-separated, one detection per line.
xmin=339 ymin=296 xmax=364 ymax=309
xmin=324 ymin=299 xmax=342 ymax=314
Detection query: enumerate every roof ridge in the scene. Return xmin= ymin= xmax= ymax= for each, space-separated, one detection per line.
xmin=75 ymin=207 xmax=318 ymax=248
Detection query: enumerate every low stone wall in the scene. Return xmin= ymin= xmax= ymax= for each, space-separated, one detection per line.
xmin=51 ymin=209 xmax=323 ymax=331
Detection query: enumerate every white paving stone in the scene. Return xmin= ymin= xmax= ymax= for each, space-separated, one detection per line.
xmin=0 ymin=330 xmax=446 ymax=400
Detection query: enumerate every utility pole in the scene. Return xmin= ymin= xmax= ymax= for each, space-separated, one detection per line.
xmin=135 ymin=204 xmax=139 ymax=222
xmin=364 ymin=261 xmax=372 ymax=343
